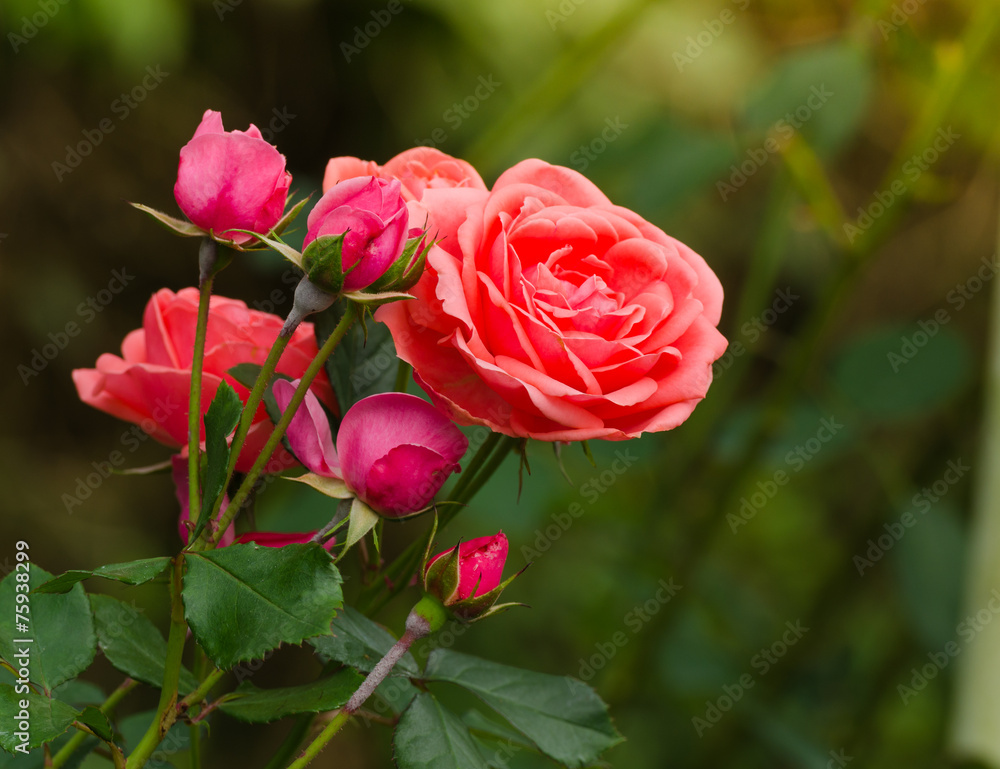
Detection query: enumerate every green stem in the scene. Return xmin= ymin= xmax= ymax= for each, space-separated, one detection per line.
xmin=125 ymin=558 xmax=188 ymax=769
xmin=285 ymin=611 xmax=431 ymax=769
xmin=394 ymin=360 xmax=411 ymax=393
xmin=188 ymin=652 xmax=208 ymax=769
xmin=50 ymin=679 xmax=139 ymax=769
xmin=205 ymin=332 xmax=290 ymax=534
xmin=263 ymin=715 xmax=317 ymax=769
xmin=284 ymin=711 xmax=350 ymax=769
xmin=210 ymin=303 xmax=359 ymax=544
xmin=188 ymin=257 xmax=215 ymax=530
xmin=180 ymin=667 xmax=226 ymax=713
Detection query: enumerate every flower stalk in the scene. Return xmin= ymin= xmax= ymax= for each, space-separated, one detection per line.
xmin=285 ymin=609 xmax=433 ymax=769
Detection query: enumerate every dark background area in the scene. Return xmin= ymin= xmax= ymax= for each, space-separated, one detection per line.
xmin=2 ymin=0 xmax=999 ymax=767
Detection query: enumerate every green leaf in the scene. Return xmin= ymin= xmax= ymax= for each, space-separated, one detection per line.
xmin=0 ymin=567 xmax=96 ymax=693
xmin=288 ymin=473 xmax=353 ymax=499
xmin=314 ymin=303 xmax=397 ymax=421
xmin=200 ymin=381 xmax=243 ymax=533
xmin=343 ymin=498 xmax=380 ymax=554
xmin=372 ymin=676 xmax=419 ymax=717
xmin=183 ymin=543 xmax=343 ymax=669
xmin=76 ymin=707 xmax=113 ymax=742
xmin=310 ymin=606 xmax=418 ymax=676
xmin=462 ymin=709 xmax=536 ymax=750
xmin=0 ymin=684 xmax=80 ymax=753
xmin=34 ymin=558 xmax=170 ymax=594
xmin=129 ymin=202 xmax=204 ymax=237
xmin=89 ymin=595 xmax=197 ymax=694
xmin=218 ymin=668 xmax=363 ymax=722
xmin=424 ymin=650 xmax=622 ymax=768
xmin=393 ymin=692 xmax=490 ymax=769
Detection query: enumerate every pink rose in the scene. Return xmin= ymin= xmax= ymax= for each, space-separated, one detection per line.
xmin=323 ymin=147 xmax=486 ymax=203
xmin=376 ymin=159 xmax=727 ymax=441
xmin=425 ymin=533 xmax=509 ymax=601
xmin=174 ymin=109 xmax=292 ymax=244
xmin=302 ymin=177 xmax=410 ymax=293
xmin=274 ymin=385 xmax=467 ymax=517
xmin=422 ymin=532 xmax=513 ymax=621
xmin=72 ymin=288 xmax=335 ymax=473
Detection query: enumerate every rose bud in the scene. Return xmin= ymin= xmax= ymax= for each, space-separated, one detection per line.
xmin=421 ymin=533 xmax=521 ymax=622
xmin=300 ymin=176 xmax=409 ymax=295
xmin=174 ymin=110 xmax=292 ymax=245
xmin=274 ymin=385 xmax=467 ymax=518
xmin=337 ymin=393 xmax=467 ymax=517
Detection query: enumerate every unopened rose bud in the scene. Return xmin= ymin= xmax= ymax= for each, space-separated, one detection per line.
xmin=423 ymin=533 xmax=520 ymax=621
xmin=174 ymin=110 xmax=291 ymax=245
xmin=301 ymin=176 xmax=409 ymax=294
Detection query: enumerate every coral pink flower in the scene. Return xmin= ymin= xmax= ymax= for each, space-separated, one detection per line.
xmin=72 ymin=288 xmax=335 ymax=473
xmin=322 ymin=147 xmax=486 ymax=203
xmin=377 ymin=159 xmax=728 ymax=441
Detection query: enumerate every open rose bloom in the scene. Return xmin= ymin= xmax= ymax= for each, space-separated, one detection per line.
xmin=73 ymin=288 xmax=335 ymax=472
xmin=376 ymin=159 xmax=728 ymax=441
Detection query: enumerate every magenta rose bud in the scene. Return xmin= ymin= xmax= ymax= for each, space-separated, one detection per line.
xmin=337 ymin=393 xmax=468 ymax=517
xmin=422 ymin=533 xmax=519 ymax=622
xmin=174 ymin=109 xmax=292 ymax=245
xmin=301 ymin=176 xmax=409 ymax=294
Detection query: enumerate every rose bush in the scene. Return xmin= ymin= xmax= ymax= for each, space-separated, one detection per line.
xmin=376 ymin=159 xmax=728 ymax=441
xmin=72 ymin=287 xmax=335 ymax=472
xmin=174 ymin=109 xmax=292 ymax=244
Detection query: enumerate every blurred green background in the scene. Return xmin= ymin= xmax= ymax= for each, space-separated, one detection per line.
xmin=2 ymin=0 xmax=999 ymax=766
